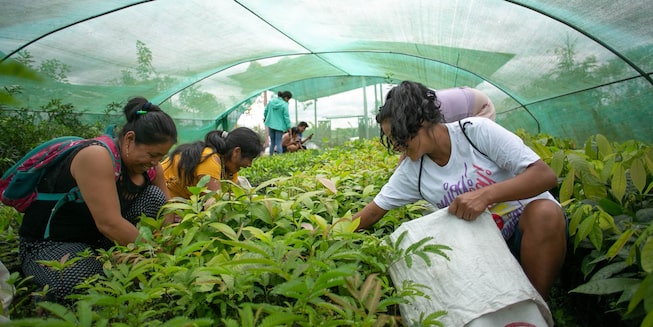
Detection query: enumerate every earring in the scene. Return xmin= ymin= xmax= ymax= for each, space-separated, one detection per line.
xmin=126 ymin=148 xmax=129 ymax=157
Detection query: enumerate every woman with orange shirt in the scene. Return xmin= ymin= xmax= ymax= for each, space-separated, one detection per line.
xmin=162 ymin=127 xmax=263 ymax=198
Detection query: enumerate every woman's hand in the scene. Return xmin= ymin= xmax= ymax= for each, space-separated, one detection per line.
xmin=448 ymin=188 xmax=490 ymax=221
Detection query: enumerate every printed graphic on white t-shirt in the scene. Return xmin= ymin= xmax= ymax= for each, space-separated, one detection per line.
xmin=433 ymin=162 xmax=523 ymax=240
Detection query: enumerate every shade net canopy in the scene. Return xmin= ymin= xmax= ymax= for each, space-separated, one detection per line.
xmin=1 ymin=0 xmax=651 ymax=144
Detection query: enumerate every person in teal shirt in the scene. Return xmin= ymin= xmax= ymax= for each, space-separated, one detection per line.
xmin=264 ymin=91 xmax=293 ymax=155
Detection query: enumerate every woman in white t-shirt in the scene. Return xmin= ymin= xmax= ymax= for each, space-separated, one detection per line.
xmin=352 ymin=80 xmax=567 ymax=300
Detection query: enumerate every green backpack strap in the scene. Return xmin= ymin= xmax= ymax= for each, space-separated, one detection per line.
xmin=42 ymin=136 xmax=120 ymax=239
xmin=43 ymin=187 xmax=83 ymax=239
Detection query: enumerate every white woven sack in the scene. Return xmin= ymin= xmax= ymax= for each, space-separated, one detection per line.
xmin=0 ymin=260 xmax=13 ymax=322
xmin=387 ymin=208 xmax=553 ymax=326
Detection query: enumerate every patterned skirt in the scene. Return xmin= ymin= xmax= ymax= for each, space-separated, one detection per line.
xmin=19 ymin=185 xmax=166 ymax=301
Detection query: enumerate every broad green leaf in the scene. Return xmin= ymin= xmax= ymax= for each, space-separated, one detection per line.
xmin=599 ymin=157 xmax=615 ymax=183
xmin=645 ymin=290 xmax=653 ymax=325
xmin=226 ymin=181 xmax=247 ymax=199
xmin=248 ymin=202 xmax=273 ymax=224
xmin=588 ymin=222 xmax=603 ymax=250
xmin=300 ymin=195 xmax=315 ymax=210
xmin=583 ymin=176 xmax=608 ymax=200
xmin=568 ymin=204 xmax=590 ymax=238
xmin=607 ymin=229 xmax=635 ymax=260
xmin=220 ymin=239 xmax=268 ymax=256
xmin=203 ymin=252 xmax=231 ymax=268
xmin=160 ymin=317 xmax=214 ymax=327
xmin=223 ymin=257 xmax=280 ymax=268
xmin=87 ymin=294 xmax=119 ymax=306
xmin=252 ymin=179 xmax=276 ymax=194
xmin=243 ymin=226 xmax=273 ymax=244
xmin=611 ymin=163 xmax=627 ymax=203
xmin=576 ymin=212 xmax=597 ymax=249
xmin=559 ymin=168 xmax=575 ymax=203
xmin=177 ymin=240 xmax=210 ymax=257
xmin=645 ymin=149 xmax=653 ymax=173
xmin=187 ymin=185 xmax=206 ymax=196
xmin=597 ymin=210 xmax=619 ymax=232
xmin=568 ymin=153 xmax=606 ymax=199
xmin=238 ymin=304 xmax=255 ymax=327
xmin=194 ymin=273 xmax=222 ymax=292
xmin=327 ymin=250 xmax=361 ymax=262
xmin=330 ymin=216 xmax=360 ymax=235
xmin=628 ymin=273 xmax=652 ymax=314
xmin=221 ymin=318 xmax=243 ymax=327
xmin=640 ymin=310 xmax=653 ymax=327
xmin=258 ymin=313 xmax=303 ymax=327
xmin=137 ymin=226 xmax=153 ymax=242
xmin=309 ymin=214 xmax=328 ymax=232
xmin=627 ymin=242 xmax=638 ymax=266
xmin=617 ymin=281 xmax=640 ymax=305
xmin=315 ymin=266 xmax=354 ymax=290
xmin=209 ymin=222 xmax=238 ymax=241
xmin=272 ymin=278 xmax=308 ymax=299
xmin=589 ymin=261 xmax=628 ymax=282
xmin=138 ymin=216 xmax=159 ymax=229
xmin=584 ymin=138 xmax=597 ymax=159
xmin=181 ymin=226 xmax=199 ymax=249
xmin=362 ymin=184 xmax=377 ymax=197
xmin=570 ymin=277 xmax=640 ymax=295
xmin=163 ymin=202 xmax=195 ymax=210
xmin=528 ymin=141 xmax=551 ymax=160
xmin=630 ymin=158 xmax=646 ymax=194
xmin=37 ymin=302 xmax=77 ymax=323
xmin=77 ymin=301 xmax=93 ymax=327
xmin=116 ymin=292 xmax=149 ymax=303
xmin=550 ymin=150 xmax=565 ymax=176
xmin=642 ymin=237 xmax=653 ymax=273
xmin=598 ymin=198 xmax=623 ymax=216
xmin=595 ymin=134 xmax=613 ymax=158
xmin=317 ymin=176 xmax=337 ymax=194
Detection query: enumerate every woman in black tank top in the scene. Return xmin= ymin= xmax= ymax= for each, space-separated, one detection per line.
xmin=19 ymin=97 xmax=177 ymax=302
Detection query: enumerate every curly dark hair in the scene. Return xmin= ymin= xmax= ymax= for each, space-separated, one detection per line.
xmin=375 ymin=81 xmax=443 ymax=152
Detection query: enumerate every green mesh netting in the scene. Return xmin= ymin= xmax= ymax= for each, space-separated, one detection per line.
xmin=1 ymin=0 xmax=651 ymax=145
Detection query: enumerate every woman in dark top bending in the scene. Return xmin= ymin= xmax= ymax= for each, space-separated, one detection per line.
xmin=19 ymin=97 xmax=177 ymax=301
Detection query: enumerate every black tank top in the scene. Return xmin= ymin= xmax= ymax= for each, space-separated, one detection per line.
xmin=19 ymin=140 xmax=151 ymax=247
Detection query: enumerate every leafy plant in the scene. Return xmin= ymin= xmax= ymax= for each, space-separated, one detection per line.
xmin=519 ymin=131 xmax=653 ymax=325
xmin=3 ymin=134 xmax=651 ymax=326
